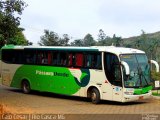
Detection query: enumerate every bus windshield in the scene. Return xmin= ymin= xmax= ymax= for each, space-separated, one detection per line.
xmin=120 ymin=54 xmax=151 ymax=88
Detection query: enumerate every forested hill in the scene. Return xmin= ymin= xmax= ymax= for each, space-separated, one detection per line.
xmin=123 ymin=31 xmax=160 ymax=62
xmin=123 ymin=31 xmax=160 ymax=45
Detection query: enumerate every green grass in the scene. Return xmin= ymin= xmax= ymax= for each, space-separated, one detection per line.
xmin=152 ymin=90 xmax=160 ymax=96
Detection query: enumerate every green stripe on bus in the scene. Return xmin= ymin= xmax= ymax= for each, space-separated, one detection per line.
xmin=134 ymin=86 xmax=152 ymax=95
xmin=11 ymin=65 xmax=90 ymax=95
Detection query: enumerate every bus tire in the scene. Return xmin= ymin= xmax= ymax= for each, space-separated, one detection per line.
xmin=22 ymin=80 xmax=31 ymax=94
xmin=90 ymin=88 xmax=100 ymax=104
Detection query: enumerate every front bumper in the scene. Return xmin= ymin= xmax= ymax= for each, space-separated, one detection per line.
xmin=122 ymin=90 xmax=152 ymax=102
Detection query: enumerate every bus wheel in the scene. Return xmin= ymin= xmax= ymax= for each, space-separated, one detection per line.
xmin=22 ymin=80 xmax=31 ymax=94
xmin=91 ymin=88 xmax=100 ymax=104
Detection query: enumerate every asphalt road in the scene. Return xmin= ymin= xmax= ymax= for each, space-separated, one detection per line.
xmin=0 ymin=84 xmax=159 ymax=114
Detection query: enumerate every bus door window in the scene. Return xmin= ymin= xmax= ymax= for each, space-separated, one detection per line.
xmin=104 ymin=53 xmax=122 ymax=86
xmin=113 ymin=63 xmax=122 ymax=86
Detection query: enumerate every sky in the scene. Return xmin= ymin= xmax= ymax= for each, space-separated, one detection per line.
xmin=20 ymin=0 xmax=160 ymax=45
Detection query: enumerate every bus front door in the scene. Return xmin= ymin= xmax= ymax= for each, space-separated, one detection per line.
xmin=112 ymin=64 xmax=123 ymax=102
xmin=112 ymin=85 xmax=123 ymax=102
xmin=104 ymin=53 xmax=123 ymax=102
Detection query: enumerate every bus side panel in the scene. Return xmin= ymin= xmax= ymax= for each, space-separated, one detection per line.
xmin=1 ymin=62 xmax=114 ymax=101
xmin=79 ymin=69 xmax=105 ymax=97
xmin=1 ymin=62 xmax=22 ymax=87
xmin=89 ymin=69 xmax=113 ymax=101
xmin=11 ymin=65 xmax=89 ymax=96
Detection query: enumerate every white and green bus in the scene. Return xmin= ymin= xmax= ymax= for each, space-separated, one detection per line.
xmin=0 ymin=45 xmax=159 ymax=104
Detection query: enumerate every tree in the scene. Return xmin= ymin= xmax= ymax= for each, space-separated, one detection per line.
xmin=58 ymin=34 xmax=70 ymax=46
xmin=26 ymin=40 xmax=33 ymax=45
xmin=133 ymin=30 xmax=160 ymax=60
xmin=98 ymin=29 xmax=106 ymax=41
xmin=137 ymin=30 xmax=148 ymax=51
xmin=39 ymin=30 xmax=59 ymax=46
xmin=96 ymin=29 xmax=114 ymax=46
xmin=9 ymin=30 xmax=27 ymax=45
xmin=0 ymin=0 xmax=28 ymax=47
xmin=83 ymin=34 xmax=96 ymax=46
xmin=146 ymin=38 xmax=159 ymax=61
xmin=112 ymin=34 xmax=123 ymax=47
xmin=97 ymin=29 xmax=107 ymax=46
xmin=38 ymin=30 xmax=70 ymax=46
xmin=70 ymin=39 xmax=83 ymax=46
xmin=134 ymin=30 xmax=151 ymax=58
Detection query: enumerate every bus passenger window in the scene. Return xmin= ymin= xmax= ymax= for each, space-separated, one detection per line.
xmin=24 ymin=50 xmax=36 ymax=64
xmin=42 ymin=57 xmax=48 ymax=64
xmin=68 ymin=53 xmax=73 ymax=66
xmin=59 ymin=52 xmax=67 ymax=66
xmin=75 ymin=53 xmax=84 ymax=67
xmin=48 ymin=52 xmax=52 ymax=65
xmin=95 ymin=54 xmax=102 ymax=69
xmin=37 ymin=51 xmax=48 ymax=65
xmin=2 ymin=50 xmax=24 ymax=64
xmin=84 ymin=53 xmax=102 ymax=69
xmin=52 ymin=52 xmax=58 ymax=65
xmin=84 ymin=54 xmax=92 ymax=67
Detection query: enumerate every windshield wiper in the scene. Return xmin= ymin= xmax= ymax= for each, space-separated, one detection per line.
xmin=134 ymin=54 xmax=149 ymax=87
xmin=141 ymin=70 xmax=149 ymax=86
xmin=135 ymin=66 xmax=149 ymax=87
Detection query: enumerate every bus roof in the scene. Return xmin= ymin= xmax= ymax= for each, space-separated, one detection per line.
xmin=1 ymin=45 xmax=145 ymax=55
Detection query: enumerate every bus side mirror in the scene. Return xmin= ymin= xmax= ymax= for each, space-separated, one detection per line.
xmin=121 ymin=61 xmax=130 ymax=75
xmin=150 ymin=60 xmax=159 ymax=73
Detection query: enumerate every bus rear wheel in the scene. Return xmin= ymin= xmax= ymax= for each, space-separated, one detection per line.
xmin=90 ymin=88 xmax=100 ymax=104
xmin=22 ymin=80 xmax=31 ymax=94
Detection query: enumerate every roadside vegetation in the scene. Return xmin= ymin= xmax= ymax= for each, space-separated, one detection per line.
xmin=0 ymin=0 xmax=32 ymax=48
xmin=152 ymin=91 xmax=160 ymax=96
xmin=151 ymin=71 xmax=160 ymax=96
xmin=151 ymin=71 xmax=160 ymax=81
